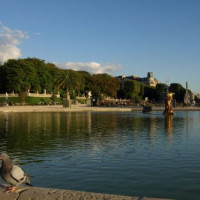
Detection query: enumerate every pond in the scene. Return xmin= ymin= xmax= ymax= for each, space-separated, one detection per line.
xmin=0 ymin=111 xmax=200 ymax=200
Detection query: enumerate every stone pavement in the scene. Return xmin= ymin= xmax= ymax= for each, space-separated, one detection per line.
xmin=0 ymin=185 xmax=174 ymax=200
xmin=0 ymin=104 xmax=200 ymax=113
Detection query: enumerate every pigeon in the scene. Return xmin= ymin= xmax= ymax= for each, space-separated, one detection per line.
xmin=0 ymin=153 xmax=32 ymax=193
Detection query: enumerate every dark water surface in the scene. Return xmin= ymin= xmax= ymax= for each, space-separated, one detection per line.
xmin=0 ymin=111 xmax=200 ymax=200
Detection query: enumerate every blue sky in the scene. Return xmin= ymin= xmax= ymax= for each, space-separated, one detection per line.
xmin=0 ymin=0 xmax=200 ymax=93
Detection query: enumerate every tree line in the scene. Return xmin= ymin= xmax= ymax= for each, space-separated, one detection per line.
xmin=0 ymin=58 xmax=188 ymax=103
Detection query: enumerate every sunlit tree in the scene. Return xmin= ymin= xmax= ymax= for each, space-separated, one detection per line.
xmin=55 ymin=70 xmax=70 ymax=100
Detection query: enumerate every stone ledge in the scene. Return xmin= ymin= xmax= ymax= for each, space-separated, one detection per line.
xmin=0 ymin=105 xmax=200 ymax=113
xmin=0 ymin=186 xmax=173 ymax=200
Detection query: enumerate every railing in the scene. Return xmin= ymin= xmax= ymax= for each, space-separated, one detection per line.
xmin=104 ymin=97 xmax=131 ymax=102
xmin=0 ymin=92 xmax=60 ymax=98
xmin=0 ymin=93 xmax=18 ymax=97
xmin=76 ymin=96 xmax=87 ymax=100
xmin=27 ymin=92 xmax=52 ymax=97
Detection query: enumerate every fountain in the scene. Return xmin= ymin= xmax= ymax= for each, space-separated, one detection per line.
xmin=163 ymin=92 xmax=174 ymax=115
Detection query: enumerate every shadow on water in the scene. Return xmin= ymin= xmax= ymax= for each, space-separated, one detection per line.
xmin=0 ymin=111 xmax=200 ymax=200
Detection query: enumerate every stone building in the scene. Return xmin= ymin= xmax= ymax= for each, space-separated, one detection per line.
xmin=117 ymin=72 xmax=160 ymax=87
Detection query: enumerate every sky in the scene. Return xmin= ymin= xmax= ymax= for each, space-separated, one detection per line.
xmin=0 ymin=0 xmax=200 ymax=93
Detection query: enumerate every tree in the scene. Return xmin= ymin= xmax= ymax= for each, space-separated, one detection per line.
xmin=67 ymin=70 xmax=85 ymax=96
xmin=123 ymin=80 xmax=142 ymax=100
xmin=55 ymin=70 xmax=70 ymax=100
xmin=3 ymin=59 xmax=26 ymax=92
xmin=2 ymin=58 xmax=42 ymax=92
xmin=0 ymin=65 xmax=6 ymax=93
xmin=24 ymin=58 xmax=61 ymax=93
xmin=78 ymin=71 xmax=93 ymax=92
xmin=91 ymin=73 xmax=120 ymax=98
xmin=169 ymin=83 xmax=186 ymax=102
xmin=46 ymin=62 xmax=62 ymax=93
xmin=143 ymin=85 xmax=156 ymax=101
xmin=155 ymin=83 xmax=167 ymax=101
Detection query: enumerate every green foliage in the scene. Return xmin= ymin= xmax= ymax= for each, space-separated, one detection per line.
xmin=0 ymin=96 xmax=62 ymax=105
xmin=169 ymin=83 xmax=186 ymax=101
xmin=155 ymin=83 xmax=167 ymax=101
xmin=78 ymin=71 xmax=93 ymax=92
xmin=0 ymin=97 xmax=20 ymax=104
xmin=0 ymin=97 xmax=6 ymax=103
xmin=3 ymin=59 xmax=37 ymax=92
xmin=77 ymin=98 xmax=87 ymax=104
xmin=123 ymin=80 xmax=135 ymax=99
xmin=0 ymin=65 xmax=6 ymax=92
xmin=0 ymin=57 xmax=190 ymax=104
xmin=143 ymin=86 xmax=156 ymax=100
xmin=19 ymin=92 xmax=26 ymax=103
xmin=67 ymin=70 xmax=85 ymax=94
xmin=26 ymin=97 xmax=57 ymax=105
xmin=8 ymin=97 xmax=20 ymax=104
xmin=91 ymin=73 xmax=120 ymax=98
xmin=55 ymin=69 xmax=87 ymax=98
xmin=55 ymin=70 xmax=70 ymax=100
xmin=123 ymin=80 xmax=144 ymax=100
xmin=1 ymin=58 xmax=61 ymax=93
xmin=63 ymin=99 xmax=71 ymax=108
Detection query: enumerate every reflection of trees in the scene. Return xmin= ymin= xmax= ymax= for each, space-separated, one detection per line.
xmin=148 ymin=116 xmax=157 ymax=135
xmin=0 ymin=111 xmax=191 ymax=163
xmin=0 ymin=113 xmax=62 ymax=155
xmin=0 ymin=112 xmax=145 ymax=155
xmin=184 ymin=111 xmax=189 ymax=135
xmin=0 ymin=112 xmax=95 ymax=156
xmin=0 ymin=112 xmax=160 ymax=154
xmin=147 ymin=115 xmax=157 ymax=146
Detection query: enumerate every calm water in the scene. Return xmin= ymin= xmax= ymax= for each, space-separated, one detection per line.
xmin=0 ymin=111 xmax=200 ymax=200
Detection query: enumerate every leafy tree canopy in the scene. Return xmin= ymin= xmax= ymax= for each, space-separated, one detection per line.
xmin=0 ymin=57 xmax=191 ymax=103
xmin=169 ymin=83 xmax=186 ymax=101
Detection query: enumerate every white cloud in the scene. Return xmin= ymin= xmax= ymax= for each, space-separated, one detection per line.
xmin=0 ymin=22 xmax=28 ymax=63
xmin=56 ymin=62 xmax=122 ymax=74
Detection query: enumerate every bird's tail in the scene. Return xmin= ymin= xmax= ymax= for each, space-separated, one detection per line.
xmin=25 ymin=175 xmax=33 ymax=186
xmin=26 ymin=174 xmax=34 ymax=178
xmin=26 ymin=182 xmax=33 ymax=186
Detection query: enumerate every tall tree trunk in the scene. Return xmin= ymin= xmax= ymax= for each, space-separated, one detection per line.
xmin=66 ymin=85 xmax=69 ymax=100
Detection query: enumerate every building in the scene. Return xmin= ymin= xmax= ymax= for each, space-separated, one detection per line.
xmin=117 ymin=72 xmax=160 ymax=87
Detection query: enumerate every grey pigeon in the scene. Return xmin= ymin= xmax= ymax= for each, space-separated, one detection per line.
xmin=0 ymin=153 xmax=32 ymax=193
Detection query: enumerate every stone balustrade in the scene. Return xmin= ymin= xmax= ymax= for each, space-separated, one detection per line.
xmin=0 ymin=92 xmax=60 ymax=98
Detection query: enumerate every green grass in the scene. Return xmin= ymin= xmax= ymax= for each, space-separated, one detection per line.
xmin=0 ymin=97 xmax=20 ymax=104
xmin=76 ymin=98 xmax=87 ymax=104
xmin=26 ymin=97 xmax=62 ymax=105
xmin=0 ymin=96 xmax=62 ymax=105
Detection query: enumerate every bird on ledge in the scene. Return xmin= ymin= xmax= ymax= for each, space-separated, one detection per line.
xmin=0 ymin=153 xmax=32 ymax=193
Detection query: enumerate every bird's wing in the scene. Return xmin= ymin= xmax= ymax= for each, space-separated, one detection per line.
xmin=11 ymin=165 xmax=25 ymax=183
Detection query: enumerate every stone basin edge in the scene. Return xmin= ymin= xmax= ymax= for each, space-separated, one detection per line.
xmin=0 ymin=105 xmax=200 ymax=113
xmin=0 ymin=186 xmax=174 ymax=200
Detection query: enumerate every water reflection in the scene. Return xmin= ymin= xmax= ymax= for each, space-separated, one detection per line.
xmin=0 ymin=112 xmax=191 ymax=154
xmin=0 ymin=112 xmax=183 ymax=155
xmin=147 ymin=115 xmax=157 ymax=145
xmin=165 ymin=115 xmax=173 ymax=135
xmin=0 ymin=111 xmax=200 ymax=200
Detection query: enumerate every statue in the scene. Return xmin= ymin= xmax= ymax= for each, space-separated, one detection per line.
xmin=163 ymin=92 xmax=174 ymax=115
xmin=184 ymin=81 xmax=191 ymax=106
